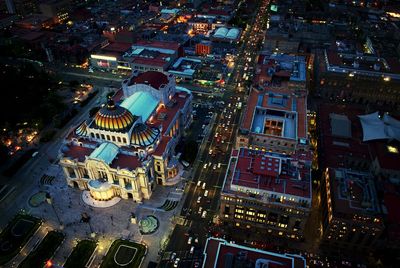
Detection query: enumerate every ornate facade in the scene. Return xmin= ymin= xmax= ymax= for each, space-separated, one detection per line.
xmin=59 ymin=71 xmax=192 ymax=202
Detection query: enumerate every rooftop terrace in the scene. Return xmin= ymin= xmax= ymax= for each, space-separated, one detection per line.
xmin=223 ymin=148 xmax=312 ymax=202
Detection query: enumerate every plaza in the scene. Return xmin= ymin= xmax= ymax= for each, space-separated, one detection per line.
xmin=3 ymin=161 xmax=187 ymax=267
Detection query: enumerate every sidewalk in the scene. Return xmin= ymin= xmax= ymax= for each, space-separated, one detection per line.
xmin=7 ymin=224 xmax=53 ymax=268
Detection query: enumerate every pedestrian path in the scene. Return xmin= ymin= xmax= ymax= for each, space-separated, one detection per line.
xmin=7 ymin=224 xmax=51 ymax=268
xmin=52 ymin=235 xmax=75 ymax=266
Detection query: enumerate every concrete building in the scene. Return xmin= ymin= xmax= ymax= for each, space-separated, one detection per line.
xmin=39 ymin=0 xmax=69 ymax=23
xmin=254 ymin=53 xmax=307 ymax=94
xmin=59 ymin=71 xmax=192 ymax=202
xmin=124 ymin=40 xmax=182 ymax=73
xmin=321 ymin=168 xmax=384 ymax=252
xmin=219 ymin=147 xmax=312 ymax=240
xmin=202 ymin=237 xmax=306 ymax=268
xmin=236 ymin=87 xmax=308 ymax=154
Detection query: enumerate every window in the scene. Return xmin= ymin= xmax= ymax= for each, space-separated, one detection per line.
xmin=101 ymin=134 xmax=105 ymax=139
xmin=117 ymin=137 xmax=121 ymax=142
xmin=106 ymin=135 xmax=110 ymax=140
xmin=96 ymin=133 xmax=100 ymax=139
xmin=123 ymin=137 xmax=127 ymax=143
xmin=90 ymin=133 xmax=94 ymax=138
xmin=112 ymin=136 xmax=116 ymax=142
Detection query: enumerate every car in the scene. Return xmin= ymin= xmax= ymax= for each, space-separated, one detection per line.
xmin=198 ymin=206 xmax=203 ymax=214
xmin=209 ymin=149 xmax=213 ymax=155
xmin=202 ymin=182 xmax=206 ymax=189
xmin=213 ymin=164 xmax=217 ymax=170
xmin=173 ymin=258 xmax=180 ymax=267
xmin=197 ymin=196 xmax=201 ymax=203
xmin=194 ymin=237 xmax=199 ymax=243
xmin=197 ymin=180 xmax=202 ymax=187
xmin=187 ymin=237 xmax=193 ymax=244
xmin=190 ymin=246 xmax=195 ymax=254
xmin=204 ymin=190 xmax=209 ymax=197
xmin=194 ymin=261 xmax=200 ymax=268
xmin=31 ymin=151 xmax=39 ymax=158
xmin=201 ymin=210 xmax=207 ymax=218
xmin=170 ymin=252 xmax=176 ymax=260
xmin=203 ymin=164 xmax=207 ymax=169
xmin=217 ymin=162 xmax=221 ymax=168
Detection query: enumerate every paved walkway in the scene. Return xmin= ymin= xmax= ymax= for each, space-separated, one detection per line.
xmin=7 ymin=223 xmax=53 ymax=268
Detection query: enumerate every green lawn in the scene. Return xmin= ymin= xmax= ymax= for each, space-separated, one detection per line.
xmin=64 ymin=240 xmax=97 ymax=268
xmin=0 ymin=214 xmax=41 ymax=265
xmin=100 ymin=239 xmax=146 ymax=268
xmin=18 ymin=230 xmax=64 ymax=268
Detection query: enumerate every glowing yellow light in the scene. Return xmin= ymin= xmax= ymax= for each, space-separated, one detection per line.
xmin=387 ymin=145 xmax=399 ymax=154
xmin=91 ymin=55 xmax=117 ymax=61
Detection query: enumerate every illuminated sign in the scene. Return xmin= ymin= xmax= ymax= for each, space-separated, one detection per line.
xmin=91 ymin=55 xmax=117 ymax=61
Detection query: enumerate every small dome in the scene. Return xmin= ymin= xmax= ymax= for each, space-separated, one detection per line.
xmin=131 ymin=123 xmax=160 ymax=146
xmin=94 ymin=98 xmax=136 ymax=132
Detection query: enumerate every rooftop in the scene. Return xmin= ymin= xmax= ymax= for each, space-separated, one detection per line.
xmin=222 ymin=148 xmax=312 ymax=201
xmin=255 ymin=53 xmax=306 ymax=86
xmin=127 ymin=71 xmax=170 ymax=89
xmin=203 ymin=237 xmax=306 ymax=268
xmin=241 ymin=88 xmax=307 ymax=141
xmin=319 ymin=103 xmax=400 ymax=170
xmin=120 ymin=91 xmax=160 ymax=122
xmin=148 ymin=91 xmax=190 ymax=135
xmin=133 ymin=40 xmax=180 ymax=53
xmin=327 ymin=168 xmax=382 ymax=219
xmin=89 ymin=142 xmax=119 ymax=164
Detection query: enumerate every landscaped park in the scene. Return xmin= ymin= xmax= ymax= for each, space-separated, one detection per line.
xmin=0 ymin=213 xmax=41 ymax=265
xmin=18 ymin=230 xmax=64 ymax=268
xmin=64 ymin=239 xmax=97 ymax=268
xmin=100 ymin=239 xmax=146 ymax=268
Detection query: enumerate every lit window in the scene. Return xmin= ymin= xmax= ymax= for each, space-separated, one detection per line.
xmin=387 ymin=145 xmax=399 ymax=154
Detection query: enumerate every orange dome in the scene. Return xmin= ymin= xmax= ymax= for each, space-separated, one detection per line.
xmin=94 ymin=99 xmax=136 ymax=132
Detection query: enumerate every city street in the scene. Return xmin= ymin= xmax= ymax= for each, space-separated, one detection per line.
xmin=159 ymin=0 xmax=272 ymax=267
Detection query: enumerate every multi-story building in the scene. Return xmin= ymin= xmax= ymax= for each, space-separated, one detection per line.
xmin=254 ymin=53 xmax=307 ymax=94
xmin=318 ymin=103 xmax=400 ymax=254
xmin=59 ymin=71 xmax=192 ymax=202
xmin=124 ymin=40 xmax=182 ymax=73
xmin=39 ymin=0 xmax=69 ymax=23
xmin=321 ymin=168 xmax=384 ymax=252
xmin=202 ymin=237 xmax=306 ymax=268
xmin=236 ymin=86 xmax=308 ymax=154
xmin=317 ymin=41 xmax=400 ymax=109
xmin=219 ymin=147 xmax=312 ymax=240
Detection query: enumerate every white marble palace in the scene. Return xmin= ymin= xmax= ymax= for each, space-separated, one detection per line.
xmin=59 ymin=71 xmax=192 ymax=202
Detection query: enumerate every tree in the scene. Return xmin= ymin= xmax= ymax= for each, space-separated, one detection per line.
xmin=181 ymin=140 xmax=199 ymax=163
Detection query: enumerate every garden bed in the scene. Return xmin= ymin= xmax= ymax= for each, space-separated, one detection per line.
xmin=100 ymin=239 xmax=146 ymax=268
xmin=0 ymin=214 xmax=41 ymax=265
xmin=64 ymin=239 xmax=97 ymax=268
xmin=18 ymin=230 xmax=64 ymax=268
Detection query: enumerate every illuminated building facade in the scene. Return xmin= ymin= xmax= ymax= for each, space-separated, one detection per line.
xmin=39 ymin=0 xmax=69 ymax=23
xmin=321 ymin=168 xmax=384 ymax=252
xmin=219 ymin=148 xmax=312 ymax=240
xmin=59 ymin=71 xmax=192 ymax=202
